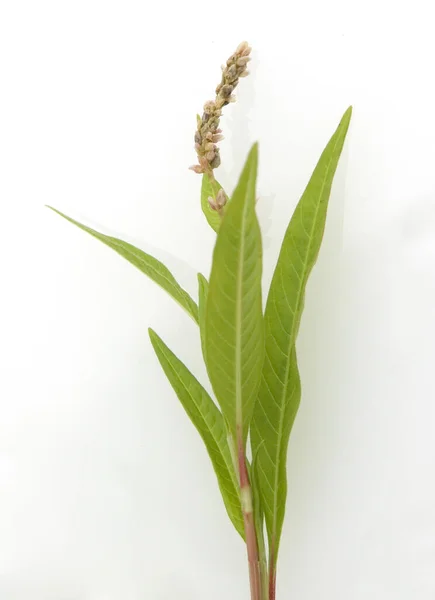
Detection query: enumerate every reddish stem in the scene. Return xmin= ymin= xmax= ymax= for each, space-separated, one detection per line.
xmin=269 ymin=565 xmax=276 ymax=600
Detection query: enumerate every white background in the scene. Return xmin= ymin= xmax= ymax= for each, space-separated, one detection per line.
xmin=1 ymin=1 xmax=435 ymax=598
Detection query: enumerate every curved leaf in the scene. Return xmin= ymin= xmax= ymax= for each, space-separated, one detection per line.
xmin=201 ymin=174 xmax=225 ymax=232
xmin=251 ymin=107 xmax=352 ymax=566
xmin=197 ymin=273 xmax=209 ymax=360
xmin=205 ymin=143 xmax=264 ymax=444
xmin=149 ymin=328 xmax=244 ymax=538
xmin=47 ymin=207 xmax=198 ymax=323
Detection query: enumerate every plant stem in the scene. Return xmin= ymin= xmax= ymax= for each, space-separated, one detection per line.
xmin=268 ymin=552 xmax=276 ymax=600
xmin=260 ymin=560 xmax=268 ymax=600
xmin=237 ymin=433 xmax=262 ymax=600
xmin=256 ymin=514 xmax=268 ymax=600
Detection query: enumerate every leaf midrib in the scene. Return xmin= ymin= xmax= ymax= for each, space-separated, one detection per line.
xmin=90 ymin=233 xmax=198 ymax=322
xmin=107 ymin=236 xmax=195 ymax=311
xmin=156 ymin=336 xmax=238 ymax=496
xmin=235 ymin=181 xmax=250 ymax=434
xmin=269 ymin=131 xmax=344 ymax=548
xmin=47 ymin=207 xmax=199 ymax=324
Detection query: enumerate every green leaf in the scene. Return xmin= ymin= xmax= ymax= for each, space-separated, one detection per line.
xmin=197 ymin=273 xmax=209 ymax=360
xmin=46 ymin=206 xmax=199 ymax=323
xmin=148 ymin=328 xmax=244 ymax=538
xmin=251 ymin=107 xmax=352 ymax=566
xmin=251 ymin=448 xmax=265 ymax=553
xmin=201 ymin=174 xmax=225 ymax=232
xmin=205 ymin=143 xmax=264 ymax=444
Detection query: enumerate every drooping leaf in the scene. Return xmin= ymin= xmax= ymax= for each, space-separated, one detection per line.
xmin=197 ymin=273 xmax=209 ymax=360
xmin=148 ymin=328 xmax=244 ymax=538
xmin=251 ymin=107 xmax=352 ymax=567
xmin=205 ymin=143 xmax=264 ymax=444
xmin=47 ymin=207 xmax=199 ymax=323
xmin=201 ymin=174 xmax=226 ymax=232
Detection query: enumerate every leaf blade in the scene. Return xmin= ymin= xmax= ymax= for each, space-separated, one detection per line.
xmin=47 ymin=206 xmax=199 ymax=323
xmin=205 ymin=143 xmax=264 ymax=443
xmin=251 ymin=107 xmax=352 ymax=562
xmin=201 ymin=174 xmax=224 ymax=232
xmin=197 ymin=273 xmax=209 ymax=360
xmin=149 ymin=328 xmax=244 ymax=538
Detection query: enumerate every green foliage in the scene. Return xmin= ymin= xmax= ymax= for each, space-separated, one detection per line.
xmin=201 ymin=174 xmax=226 ymax=232
xmin=250 ymin=107 xmax=352 ymax=565
xmin=46 ymin=207 xmax=198 ymax=323
xmin=149 ymin=329 xmax=245 ymax=538
xmin=197 ymin=273 xmax=209 ymax=360
xmin=48 ymin=100 xmax=352 ymax=600
xmin=204 ymin=144 xmax=264 ymax=444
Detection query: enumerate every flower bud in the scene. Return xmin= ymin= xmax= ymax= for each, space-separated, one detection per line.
xmin=216 ymin=189 xmax=227 ymax=209
xmin=189 ymin=164 xmax=204 ymax=174
xmin=210 ymin=152 xmax=221 ymax=169
xmin=220 ymin=84 xmax=234 ymax=98
xmin=236 ymin=41 xmax=250 ymax=54
xmin=208 ymin=196 xmax=218 ymax=211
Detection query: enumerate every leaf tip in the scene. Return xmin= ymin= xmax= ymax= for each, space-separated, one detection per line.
xmin=239 ymin=141 xmax=259 ymax=193
xmin=342 ymin=105 xmax=353 ymax=126
xmin=249 ymin=141 xmax=259 ymax=161
xmin=197 ymin=272 xmax=208 ymax=289
xmin=334 ymin=105 xmax=353 ymax=141
xmin=148 ymin=327 xmax=158 ymax=343
xmin=45 ymin=205 xmax=64 ymax=219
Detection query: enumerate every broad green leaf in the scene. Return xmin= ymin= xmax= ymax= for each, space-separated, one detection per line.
xmin=251 ymin=107 xmax=352 ymax=566
xmin=205 ymin=143 xmax=264 ymax=444
xmin=148 ymin=328 xmax=244 ymax=538
xmin=201 ymin=174 xmax=225 ymax=232
xmin=47 ymin=207 xmax=199 ymax=323
xmin=197 ymin=273 xmax=209 ymax=360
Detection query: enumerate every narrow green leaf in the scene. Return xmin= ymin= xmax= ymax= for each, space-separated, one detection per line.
xmin=148 ymin=328 xmax=244 ymax=538
xmin=197 ymin=273 xmax=209 ymax=360
xmin=251 ymin=447 xmax=265 ymax=552
xmin=201 ymin=174 xmax=225 ymax=232
xmin=47 ymin=206 xmax=199 ymax=323
xmin=251 ymin=107 xmax=352 ymax=564
xmin=205 ymin=143 xmax=264 ymax=443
